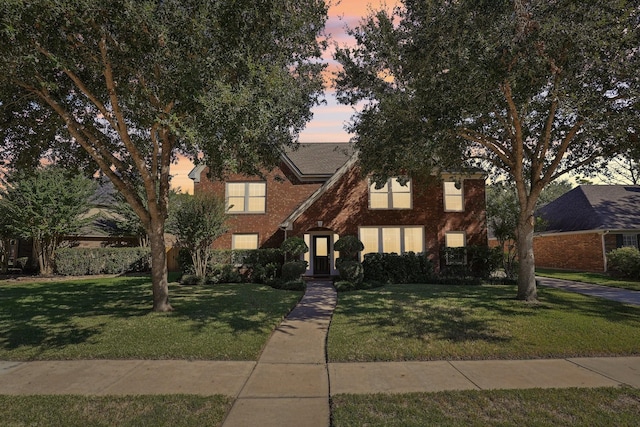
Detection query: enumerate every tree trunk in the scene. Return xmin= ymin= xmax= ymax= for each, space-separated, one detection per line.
xmin=148 ymin=216 xmax=173 ymax=312
xmin=515 ymin=216 xmax=537 ymax=301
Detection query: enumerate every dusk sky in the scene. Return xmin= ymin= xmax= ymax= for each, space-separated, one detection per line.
xmin=172 ymin=0 xmax=400 ymax=192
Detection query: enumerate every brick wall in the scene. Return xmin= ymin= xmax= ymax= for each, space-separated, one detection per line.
xmin=194 ymin=163 xmax=322 ymax=249
xmin=533 ymin=232 xmax=605 ymax=272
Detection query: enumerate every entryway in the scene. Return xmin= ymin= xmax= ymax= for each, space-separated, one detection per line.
xmin=313 ymin=235 xmax=330 ymax=276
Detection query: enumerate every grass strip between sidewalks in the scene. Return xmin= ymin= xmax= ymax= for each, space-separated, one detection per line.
xmin=536 ymin=268 xmax=640 ymax=291
xmin=331 ymin=387 xmax=640 ymax=427
xmin=0 ymin=394 xmax=231 ymax=427
xmin=328 ymin=283 xmax=640 ymax=362
xmin=0 ymin=275 xmax=302 ymax=361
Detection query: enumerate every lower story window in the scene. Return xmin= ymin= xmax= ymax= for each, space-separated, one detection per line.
xmin=622 ymin=234 xmax=639 ymax=249
xmin=232 ymin=234 xmax=259 ymax=250
xmin=445 ymin=231 xmax=466 ymax=265
xmin=359 ymin=226 xmax=424 ymax=260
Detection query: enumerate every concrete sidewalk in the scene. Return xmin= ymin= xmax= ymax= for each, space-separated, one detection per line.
xmin=1 ymin=280 xmax=639 ymax=427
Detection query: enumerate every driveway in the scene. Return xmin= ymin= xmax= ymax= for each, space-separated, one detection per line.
xmin=536 ymin=276 xmax=640 ymax=306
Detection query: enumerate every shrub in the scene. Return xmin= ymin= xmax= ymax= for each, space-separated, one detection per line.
xmin=441 ymin=245 xmax=501 ymax=279
xmin=271 ymin=279 xmax=306 ymax=291
xmin=281 ymin=260 xmax=308 ymax=281
xmin=363 ymin=252 xmax=433 ymax=284
xmin=334 ymin=280 xmax=358 ymax=292
xmin=607 ymin=247 xmax=640 ymax=279
xmin=280 ymin=236 xmax=308 ymax=259
xmin=180 ymin=274 xmax=206 ymax=286
xmin=334 ymin=235 xmax=364 ymax=261
xmin=55 ymin=247 xmax=151 ymax=275
xmin=208 ymin=264 xmax=243 ymax=284
xmin=337 ymin=260 xmax=364 ymax=284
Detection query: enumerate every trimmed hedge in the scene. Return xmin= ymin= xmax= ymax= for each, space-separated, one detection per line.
xmin=55 ymin=247 xmax=151 ymax=276
xmin=363 ymin=252 xmax=433 ymax=284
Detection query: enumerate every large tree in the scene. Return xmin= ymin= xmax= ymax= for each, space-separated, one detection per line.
xmin=335 ymin=0 xmax=639 ymax=301
xmin=0 ymin=0 xmax=327 ymax=311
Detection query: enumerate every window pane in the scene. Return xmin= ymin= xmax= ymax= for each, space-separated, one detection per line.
xmin=392 ymin=193 xmax=411 ymax=208
xmin=370 ymin=182 xmax=388 ymax=193
xmin=232 ymin=234 xmax=258 ymax=250
xmin=391 ymin=179 xmax=410 ymax=192
xmin=247 ymin=197 xmax=265 ymax=213
xmin=370 ymin=193 xmax=389 ymax=209
xmin=445 ymin=232 xmax=466 ymax=248
xmin=227 ymin=197 xmax=245 ymax=212
xmin=382 ymin=227 xmax=401 ymax=254
xmin=227 ymin=183 xmax=245 ymax=197
xmin=404 ymin=227 xmax=424 ymax=253
xmin=248 ymin=183 xmax=265 ymax=197
xmin=622 ymin=234 xmax=638 ymax=248
xmin=359 ymin=228 xmax=379 ymax=256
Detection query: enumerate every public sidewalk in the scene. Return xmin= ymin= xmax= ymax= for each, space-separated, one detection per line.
xmin=1 ymin=280 xmax=639 ymax=427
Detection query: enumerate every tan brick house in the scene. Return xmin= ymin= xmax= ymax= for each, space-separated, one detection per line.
xmin=534 ymin=185 xmax=640 ymax=272
xmin=189 ymin=143 xmax=487 ymax=276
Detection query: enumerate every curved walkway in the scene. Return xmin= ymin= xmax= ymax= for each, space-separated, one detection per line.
xmin=1 ymin=280 xmax=639 ymax=427
xmin=536 ymin=276 xmax=640 ymax=306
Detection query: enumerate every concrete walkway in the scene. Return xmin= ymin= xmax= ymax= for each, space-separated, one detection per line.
xmin=537 ymin=276 xmax=640 ymax=305
xmin=1 ymin=280 xmax=640 ymax=426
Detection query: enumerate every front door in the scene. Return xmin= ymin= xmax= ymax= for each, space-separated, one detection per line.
xmin=313 ymin=235 xmax=330 ymax=275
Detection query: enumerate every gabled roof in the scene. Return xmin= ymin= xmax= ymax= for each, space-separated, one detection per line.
xmin=537 ymin=185 xmax=640 ymax=233
xmin=282 ymin=143 xmax=355 ymax=181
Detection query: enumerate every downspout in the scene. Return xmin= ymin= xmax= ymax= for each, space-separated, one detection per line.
xmin=601 ymin=230 xmax=609 ymax=272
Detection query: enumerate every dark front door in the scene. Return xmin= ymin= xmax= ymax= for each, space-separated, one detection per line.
xmin=313 ymin=235 xmax=330 ymax=275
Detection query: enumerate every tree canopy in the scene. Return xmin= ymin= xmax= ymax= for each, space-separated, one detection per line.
xmin=0 ymin=0 xmax=328 ymax=310
xmin=0 ymin=167 xmax=96 ymax=275
xmin=335 ymin=0 xmax=639 ymax=300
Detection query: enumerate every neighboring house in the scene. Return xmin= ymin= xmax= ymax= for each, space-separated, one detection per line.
xmin=189 ymin=143 xmax=488 ymax=276
xmin=534 ymin=185 xmax=640 ymax=272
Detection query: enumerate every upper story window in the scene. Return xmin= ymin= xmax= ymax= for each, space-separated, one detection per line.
xmin=226 ymin=182 xmax=266 ymax=213
xmin=369 ymin=178 xmax=412 ymax=209
xmin=443 ymin=181 xmax=464 ymax=212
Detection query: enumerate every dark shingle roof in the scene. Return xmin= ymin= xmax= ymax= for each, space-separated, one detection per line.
xmin=283 ymin=143 xmax=354 ymax=177
xmin=537 ymin=185 xmax=640 ymax=232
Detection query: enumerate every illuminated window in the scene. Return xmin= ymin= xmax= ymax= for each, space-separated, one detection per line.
xmin=444 ymin=181 xmax=464 ymax=212
xmin=359 ymin=226 xmax=424 ymax=259
xmin=226 ymin=182 xmax=266 ymax=213
xmin=445 ymin=231 xmax=466 ymax=265
xmin=232 ymin=234 xmax=259 ymax=250
xmin=369 ymin=178 xmax=412 ymax=209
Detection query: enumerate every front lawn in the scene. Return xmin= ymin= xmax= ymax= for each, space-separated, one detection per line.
xmin=327 ymin=284 xmax=640 ymax=362
xmin=332 ymin=387 xmax=640 ymax=427
xmin=0 ymin=276 xmax=302 ymax=360
xmin=536 ymin=268 xmax=640 ymax=291
xmin=0 ymin=395 xmax=231 ymax=427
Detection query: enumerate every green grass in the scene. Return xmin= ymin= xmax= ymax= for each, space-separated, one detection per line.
xmin=328 ymin=283 xmax=640 ymax=362
xmin=537 ymin=268 xmax=640 ymax=291
xmin=0 ymin=394 xmax=231 ymax=427
xmin=0 ymin=275 xmax=302 ymax=360
xmin=331 ymin=387 xmax=640 ymax=427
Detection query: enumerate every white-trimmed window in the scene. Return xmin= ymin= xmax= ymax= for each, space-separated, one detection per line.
xmin=444 ymin=181 xmax=464 ymax=212
xmin=622 ymin=234 xmax=639 ymax=248
xmin=359 ymin=226 xmax=424 ymax=259
xmin=369 ymin=178 xmax=412 ymax=209
xmin=445 ymin=231 xmax=466 ymax=265
xmin=232 ymin=234 xmax=259 ymax=250
xmin=226 ymin=182 xmax=266 ymax=213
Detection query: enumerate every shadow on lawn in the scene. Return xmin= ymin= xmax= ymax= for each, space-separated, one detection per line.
xmin=0 ymin=277 xmax=295 ymax=354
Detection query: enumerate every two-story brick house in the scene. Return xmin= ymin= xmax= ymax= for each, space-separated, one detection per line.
xmin=189 ymin=143 xmax=487 ymax=276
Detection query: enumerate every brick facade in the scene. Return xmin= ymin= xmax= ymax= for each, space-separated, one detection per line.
xmin=194 ymin=159 xmax=487 ymax=273
xmin=533 ymin=232 xmax=606 ymax=272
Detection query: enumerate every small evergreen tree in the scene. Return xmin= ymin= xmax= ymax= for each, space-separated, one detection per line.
xmin=0 ymin=167 xmax=96 ymax=275
xmin=167 ymin=193 xmax=227 ymax=279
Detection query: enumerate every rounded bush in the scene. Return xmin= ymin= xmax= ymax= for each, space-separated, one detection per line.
xmin=281 ymin=260 xmax=308 ymax=281
xmin=338 ymin=259 xmax=364 ymax=284
xmin=281 ymin=237 xmax=309 ymax=258
xmin=607 ymin=247 xmax=640 ymax=279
